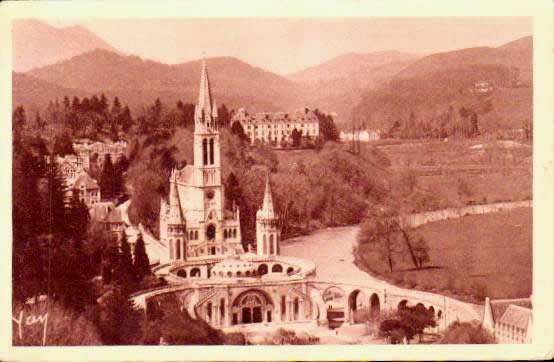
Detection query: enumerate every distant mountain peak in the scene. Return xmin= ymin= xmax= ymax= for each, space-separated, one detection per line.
xmin=13 ymin=19 xmax=120 ymax=72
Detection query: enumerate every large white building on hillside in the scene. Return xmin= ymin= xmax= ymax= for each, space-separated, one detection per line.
xmin=232 ymin=108 xmax=319 ymax=146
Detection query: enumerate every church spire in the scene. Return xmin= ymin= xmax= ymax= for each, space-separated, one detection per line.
xmin=168 ymin=169 xmax=185 ymax=225
xmin=197 ymin=57 xmax=214 ymax=120
xmin=260 ymin=173 xmax=275 ymax=220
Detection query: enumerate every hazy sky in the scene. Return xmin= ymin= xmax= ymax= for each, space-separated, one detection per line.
xmin=43 ymin=17 xmax=532 ymax=74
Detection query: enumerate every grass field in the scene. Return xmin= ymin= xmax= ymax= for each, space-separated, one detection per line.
xmin=380 ymin=139 xmax=532 ymax=211
xmin=356 ymin=208 xmax=532 ymax=302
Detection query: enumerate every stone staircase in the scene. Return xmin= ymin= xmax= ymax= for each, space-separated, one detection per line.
xmin=193 ymin=290 xmax=218 ymax=318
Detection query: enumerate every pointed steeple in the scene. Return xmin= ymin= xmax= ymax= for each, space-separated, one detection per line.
xmin=168 ymin=169 xmax=185 ymax=225
xmin=260 ymin=173 xmax=275 ymax=220
xmin=197 ymin=57 xmax=213 ymax=119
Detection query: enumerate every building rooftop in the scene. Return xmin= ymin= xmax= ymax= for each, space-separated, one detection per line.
xmin=498 ymin=304 xmax=532 ymax=330
xmin=175 ymin=165 xmax=194 ymax=184
xmin=72 ymin=171 xmax=99 ymax=190
xmin=490 ymin=298 xmax=532 ymax=323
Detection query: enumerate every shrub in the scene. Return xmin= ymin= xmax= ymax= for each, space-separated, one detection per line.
xmin=142 ymin=300 xmax=225 ymax=345
xmin=264 ymin=328 xmax=319 ymax=345
xmin=436 ymin=321 xmax=495 ymax=344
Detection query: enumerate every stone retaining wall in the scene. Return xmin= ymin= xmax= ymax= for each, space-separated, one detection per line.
xmin=400 ymin=200 xmax=531 ymax=229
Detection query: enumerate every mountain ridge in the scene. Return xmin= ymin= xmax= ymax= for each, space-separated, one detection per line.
xmin=13 ymin=19 xmax=120 ymax=72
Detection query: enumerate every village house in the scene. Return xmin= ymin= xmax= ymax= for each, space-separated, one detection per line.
xmin=73 ymin=138 xmax=128 ymax=169
xmin=71 ymin=171 xmax=101 ymax=207
xmin=482 ymin=296 xmax=533 ymax=344
xmin=90 ymin=201 xmax=128 ymax=242
xmin=56 ymin=154 xmax=85 ymax=186
xmin=232 ymin=108 xmax=320 ymax=146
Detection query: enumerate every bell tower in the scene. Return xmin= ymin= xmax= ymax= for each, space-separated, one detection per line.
xmin=193 ymin=58 xmax=221 ymax=187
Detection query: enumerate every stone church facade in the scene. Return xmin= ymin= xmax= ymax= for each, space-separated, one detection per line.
xmin=159 ymin=59 xmax=278 ymax=261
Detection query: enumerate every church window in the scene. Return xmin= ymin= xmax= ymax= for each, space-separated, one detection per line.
xmin=206 ymin=224 xmax=216 ymax=240
xmin=233 ymin=229 xmax=237 ymax=238
xmin=263 ymin=235 xmax=267 ymax=254
xmin=202 ymin=139 xmax=208 ymax=165
xmin=209 ymin=139 xmax=215 ymax=165
xmin=269 ymin=235 xmax=274 ymax=254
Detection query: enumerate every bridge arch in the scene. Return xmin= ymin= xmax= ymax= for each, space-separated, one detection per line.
xmin=258 ymin=264 xmax=268 ymax=276
xmin=398 ymin=299 xmax=408 ymax=310
xmin=322 ymin=286 xmax=346 ymax=328
xmin=369 ymin=293 xmax=380 ymax=319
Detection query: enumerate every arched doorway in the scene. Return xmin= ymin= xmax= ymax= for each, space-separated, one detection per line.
xmin=232 ymin=289 xmax=274 ymax=325
xmin=286 ymin=267 xmax=294 ymax=275
xmin=190 ymin=268 xmax=201 ymax=278
xmin=258 ymin=264 xmax=268 ymax=276
xmin=370 ymin=293 xmax=380 ymax=319
xmin=177 ymin=270 xmax=187 ymax=278
xmin=323 ymin=286 xmax=346 ymax=328
xmin=206 ymin=224 xmax=216 ymax=240
xmin=272 ymin=264 xmax=283 ymax=273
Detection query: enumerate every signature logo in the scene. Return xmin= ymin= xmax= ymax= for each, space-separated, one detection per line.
xmin=12 ymin=310 xmax=49 ymax=346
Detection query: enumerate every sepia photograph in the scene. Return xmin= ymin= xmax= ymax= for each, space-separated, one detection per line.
xmin=2 ymin=0 xmax=553 ymax=360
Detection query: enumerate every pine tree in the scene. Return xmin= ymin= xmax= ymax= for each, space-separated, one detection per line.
xmin=133 ymin=233 xmax=151 ymax=281
xmin=119 ymin=106 xmax=134 ymax=133
xmin=100 ymin=154 xmax=115 ymax=200
xmin=218 ymin=103 xmax=231 ymax=127
xmin=100 ymin=93 xmax=109 ymax=114
xmin=63 ymin=96 xmax=70 ymax=110
xmin=71 ymin=97 xmax=81 ymax=112
xmin=111 ymin=96 xmax=122 ymax=116
xmin=47 ymin=162 xmax=69 ymax=237
xmin=116 ymin=232 xmax=135 ymax=293
xmin=68 ymin=195 xmax=90 ymax=240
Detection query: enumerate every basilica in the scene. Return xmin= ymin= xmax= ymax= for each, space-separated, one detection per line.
xmin=159 ymin=59 xmax=280 ymax=262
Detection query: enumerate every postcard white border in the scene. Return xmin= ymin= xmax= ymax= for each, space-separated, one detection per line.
xmin=0 ymin=0 xmax=552 ymax=360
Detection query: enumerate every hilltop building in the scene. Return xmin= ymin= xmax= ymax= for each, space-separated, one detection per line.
xmin=73 ymin=138 xmax=128 ymax=169
xmin=232 ymin=108 xmax=319 ymax=146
